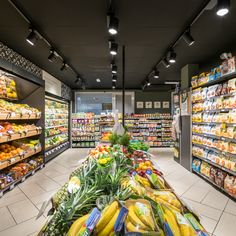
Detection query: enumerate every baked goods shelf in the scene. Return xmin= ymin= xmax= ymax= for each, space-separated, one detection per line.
xmin=192 ymin=143 xmax=236 ymax=159
xmin=0 ymin=146 xmax=42 ymax=170
xmin=0 ymin=112 xmax=41 ymax=120
xmin=192 ymin=170 xmax=236 ymax=201
xmin=192 ymin=132 xmax=236 ymax=144
xmin=193 ymin=155 xmax=236 ymax=176
xmin=192 ymin=122 xmax=236 ymax=126
xmin=0 ymin=129 xmax=42 ymax=144
xmin=0 ymin=164 xmax=44 ymax=198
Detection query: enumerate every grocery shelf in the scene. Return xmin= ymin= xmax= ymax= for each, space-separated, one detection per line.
xmin=192 ymin=108 xmax=233 ymax=114
xmin=72 ymin=140 xmax=96 ymax=142
xmin=0 ymin=129 xmax=42 ymax=144
xmin=192 ymin=143 xmax=236 ymax=159
xmin=192 ymin=170 xmax=235 ymax=201
xmin=192 ymin=122 xmax=236 ymax=126
xmin=0 ymin=112 xmax=41 ymax=120
xmin=0 ymin=164 xmax=44 ymax=198
xmin=0 ymin=147 xmax=42 ymax=170
xmin=45 ymin=132 xmax=68 ymax=139
xmin=193 ymin=155 xmax=236 ymax=176
xmin=45 ymin=124 xmax=68 ymax=129
xmin=45 ymin=142 xmax=70 ymax=162
xmin=192 ymin=132 xmax=236 ymax=144
xmin=192 ymin=72 xmax=236 ymax=89
xmin=45 ymin=140 xmax=69 ymax=152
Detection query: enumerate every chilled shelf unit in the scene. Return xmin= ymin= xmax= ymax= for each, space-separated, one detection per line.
xmin=191 ymin=70 xmax=236 ymax=201
xmin=0 ymin=68 xmax=45 ymax=197
xmin=45 ymin=95 xmax=70 ymax=161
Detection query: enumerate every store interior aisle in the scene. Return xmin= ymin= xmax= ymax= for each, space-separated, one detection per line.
xmin=0 ymin=148 xmax=235 ymax=236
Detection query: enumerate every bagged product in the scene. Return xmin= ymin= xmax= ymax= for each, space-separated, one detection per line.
xmin=209 ymin=167 xmax=218 ymax=182
xmin=215 ymin=170 xmax=227 ymax=187
xmin=224 ymin=175 xmax=236 ymax=197
xmin=191 ymin=76 xmax=198 ymax=88
xmin=228 ymin=78 xmax=236 ymax=93
xmin=200 ymin=162 xmax=211 ymax=178
xmin=192 ymin=159 xmax=202 ymax=173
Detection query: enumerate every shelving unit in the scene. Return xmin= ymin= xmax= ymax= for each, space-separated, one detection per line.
xmin=0 ymin=68 xmax=45 ymax=196
xmin=45 ymin=94 xmax=70 ymax=162
xmin=191 ymin=71 xmax=236 ymax=201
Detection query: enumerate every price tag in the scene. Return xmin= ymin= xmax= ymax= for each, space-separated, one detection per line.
xmin=10 ymin=158 xmax=16 ymax=164
xmin=21 ymin=177 xmax=26 ymax=182
xmin=32 ymin=170 xmax=35 ymax=175
xmin=9 ymin=184 xmax=14 ymax=190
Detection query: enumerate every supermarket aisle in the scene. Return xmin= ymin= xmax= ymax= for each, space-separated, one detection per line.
xmin=150 ymin=148 xmax=236 ymax=236
xmin=0 ymin=148 xmax=235 ymax=236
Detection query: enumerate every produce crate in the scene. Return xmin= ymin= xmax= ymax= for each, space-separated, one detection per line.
xmin=0 ymin=112 xmax=41 ymax=120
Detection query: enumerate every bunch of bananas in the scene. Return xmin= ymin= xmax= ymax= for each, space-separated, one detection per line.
xmin=126 ymin=201 xmax=156 ymax=233
xmin=94 ymin=201 xmax=120 ymax=236
xmin=67 ymin=214 xmax=89 ymax=236
xmin=162 ymin=205 xmax=196 ymax=236
xmin=136 ymin=175 xmax=152 ymax=188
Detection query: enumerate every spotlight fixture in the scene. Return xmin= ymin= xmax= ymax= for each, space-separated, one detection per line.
xmin=168 ymin=50 xmax=176 ymax=64
xmin=48 ymin=49 xmax=56 ymax=62
xmin=112 ymin=81 xmax=116 ymax=89
xmin=96 ymin=78 xmax=101 ymax=83
xmin=111 ymin=64 xmax=117 ymax=74
xmin=162 ymin=58 xmax=170 ymax=68
xmin=216 ymin=0 xmax=230 ymax=16
xmin=75 ymin=75 xmax=81 ymax=84
xmin=60 ymin=62 xmax=67 ymax=71
xmin=108 ymin=15 xmax=119 ymax=35
xmin=112 ymin=75 xmax=117 ymax=82
xmin=183 ymin=29 xmax=195 ymax=46
xmin=110 ymin=42 xmax=118 ymax=55
xmin=26 ymin=29 xmax=37 ymax=46
xmin=145 ymin=79 xmax=151 ymax=86
xmin=154 ymin=69 xmax=159 ymax=79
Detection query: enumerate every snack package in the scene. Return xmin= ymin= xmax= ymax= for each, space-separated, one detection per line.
xmin=192 ymin=159 xmax=202 ymax=173
xmin=228 ymin=78 xmax=236 ymax=93
xmin=200 ymin=162 xmax=211 ymax=178
xmin=224 ymin=175 xmax=236 ymax=197
xmin=215 ymin=170 xmax=227 ymax=187
xmin=191 ymin=76 xmax=199 ymax=88
xmin=209 ymin=167 xmax=217 ymax=182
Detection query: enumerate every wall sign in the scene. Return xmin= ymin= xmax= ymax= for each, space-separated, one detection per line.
xmin=136 ymin=101 xmax=143 ymax=108
xmin=163 ymin=101 xmax=170 ymax=108
xmin=154 ymin=101 xmax=161 ymax=108
xmin=145 ymin=101 xmax=152 ymax=109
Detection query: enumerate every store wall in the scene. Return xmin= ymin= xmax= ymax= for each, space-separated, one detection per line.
xmin=135 ymin=91 xmax=171 ymax=114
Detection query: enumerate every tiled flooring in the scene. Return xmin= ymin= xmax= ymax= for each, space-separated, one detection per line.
xmin=0 ymin=148 xmax=235 ymax=236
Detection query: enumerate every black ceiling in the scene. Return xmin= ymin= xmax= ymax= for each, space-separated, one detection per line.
xmin=0 ymin=0 xmax=236 ymax=89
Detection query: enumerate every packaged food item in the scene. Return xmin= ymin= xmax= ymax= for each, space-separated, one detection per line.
xmin=228 ymin=143 xmax=236 ymax=154
xmin=228 ymin=78 xmax=236 ymax=93
xmin=215 ymin=170 xmax=227 ymax=187
xmin=209 ymin=166 xmax=218 ymax=182
xmin=192 ymin=159 xmax=202 ymax=172
xmin=215 ymin=84 xmax=223 ymax=96
xmin=221 ymin=82 xmax=229 ymax=95
xmin=191 ymin=76 xmax=198 ymax=88
xmin=200 ymin=162 xmax=211 ymax=178
xmin=224 ymin=175 xmax=236 ymax=197
xmin=221 ymin=57 xmax=236 ymax=76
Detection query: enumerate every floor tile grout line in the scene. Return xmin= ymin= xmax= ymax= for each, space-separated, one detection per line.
xmin=212 ymin=198 xmax=230 ymax=235
xmin=6 ymin=205 xmax=17 ymax=225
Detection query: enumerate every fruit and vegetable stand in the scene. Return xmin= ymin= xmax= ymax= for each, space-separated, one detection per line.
xmin=38 ymin=142 xmax=208 ymax=236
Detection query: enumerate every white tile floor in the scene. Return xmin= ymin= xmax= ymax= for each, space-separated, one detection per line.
xmin=0 ymin=148 xmax=235 ymax=236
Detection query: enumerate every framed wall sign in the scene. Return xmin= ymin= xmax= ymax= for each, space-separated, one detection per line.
xmin=163 ymin=101 xmax=170 ymax=108
xmin=136 ymin=101 xmax=144 ymax=108
xmin=154 ymin=101 xmax=161 ymax=108
xmin=145 ymin=101 xmax=152 ymax=108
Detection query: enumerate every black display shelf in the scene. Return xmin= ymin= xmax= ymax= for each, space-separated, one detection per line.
xmin=45 ymin=142 xmax=70 ymax=163
xmin=192 ymin=132 xmax=236 ymax=144
xmin=72 ymin=140 xmax=96 ymax=142
xmin=192 ymin=143 xmax=236 ymax=159
xmin=192 ymin=170 xmax=236 ymax=202
xmin=193 ymin=155 xmax=236 ymax=176
xmin=45 ymin=140 xmax=69 ymax=152
xmin=192 ymin=72 xmax=236 ymax=89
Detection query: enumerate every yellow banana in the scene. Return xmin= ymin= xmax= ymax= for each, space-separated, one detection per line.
xmin=127 ymin=205 xmax=151 ymax=230
xmin=126 ymin=220 xmax=147 ymax=233
xmin=155 ymin=197 xmax=181 ymax=212
xmin=163 ymin=205 xmax=181 ymax=236
xmin=95 ymin=201 xmax=119 ymax=232
xmin=67 ymin=214 xmax=89 ymax=236
xmin=133 ymin=203 xmax=155 ymax=231
xmin=97 ymin=210 xmax=119 ymax=236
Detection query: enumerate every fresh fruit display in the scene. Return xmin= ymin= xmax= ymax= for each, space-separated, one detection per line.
xmin=45 ymin=126 xmax=67 ymax=137
xmin=0 ymin=143 xmax=24 ymax=161
xmin=0 ymin=99 xmax=41 ymax=118
xmin=45 ymin=134 xmax=68 ymax=150
xmin=0 ymin=74 xmax=17 ymax=99
xmin=38 ymin=143 xmax=208 ymax=236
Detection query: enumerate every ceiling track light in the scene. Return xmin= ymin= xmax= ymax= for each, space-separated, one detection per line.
xmin=145 ymin=79 xmax=151 ymax=86
xmin=168 ymin=49 xmax=176 ymax=64
xmin=108 ymin=15 xmax=119 ymax=35
xmin=153 ymin=69 xmax=159 ymax=79
xmin=216 ymin=0 xmax=230 ymax=16
xmin=112 ymin=81 xmax=116 ymax=89
xmin=26 ymin=28 xmax=38 ymax=46
xmin=183 ymin=29 xmax=195 ymax=46
xmin=162 ymin=58 xmax=170 ymax=68
xmin=48 ymin=49 xmax=57 ymax=62
xmin=111 ymin=64 xmax=117 ymax=74
xmin=109 ymin=41 xmax=118 ymax=55
xmin=60 ymin=62 xmax=67 ymax=71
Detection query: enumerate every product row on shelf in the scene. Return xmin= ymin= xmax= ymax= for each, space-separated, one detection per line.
xmin=44 ymin=97 xmax=70 ymax=160
xmin=0 ymin=70 xmax=44 ymax=195
xmin=191 ymin=60 xmax=236 ymax=200
xmin=71 ymin=113 xmax=174 ymax=148
xmin=38 ymin=142 xmax=208 ymax=236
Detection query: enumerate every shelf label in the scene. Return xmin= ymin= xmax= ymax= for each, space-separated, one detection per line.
xmin=31 ymin=170 xmax=35 ymax=175
xmin=21 ymin=177 xmax=26 ymax=182
xmin=9 ymin=184 xmax=14 ymax=190
xmin=10 ymin=112 xmax=16 ymax=117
